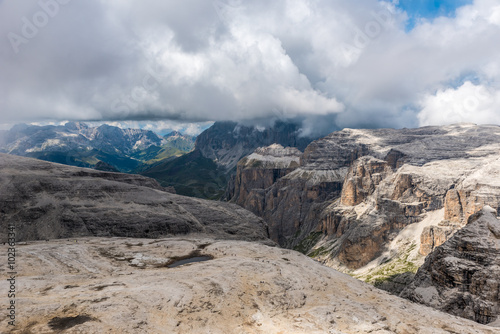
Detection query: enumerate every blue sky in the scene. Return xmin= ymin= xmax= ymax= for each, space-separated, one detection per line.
xmin=397 ymin=0 xmax=473 ymax=30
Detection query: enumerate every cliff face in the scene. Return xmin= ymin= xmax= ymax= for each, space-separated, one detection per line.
xmin=195 ymin=121 xmax=313 ymax=171
xmin=231 ymin=144 xmax=301 ymax=215
xmin=401 ymin=207 xmax=500 ymax=325
xmin=0 ymin=153 xmax=270 ymax=243
xmin=230 ymin=124 xmax=500 ymax=279
xmin=340 ymin=156 xmax=393 ymax=206
xmin=229 ymin=144 xmax=338 ymax=247
xmin=141 ymin=121 xmax=314 ymax=199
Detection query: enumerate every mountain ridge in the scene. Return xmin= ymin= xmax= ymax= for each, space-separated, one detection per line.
xmin=140 ymin=121 xmax=315 ymax=198
xmin=0 ymin=153 xmax=269 ymax=243
xmin=0 ymin=122 xmax=194 ymax=172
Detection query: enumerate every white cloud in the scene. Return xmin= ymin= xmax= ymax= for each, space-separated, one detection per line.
xmin=0 ymin=0 xmax=499 ymax=133
xmin=418 ymin=81 xmax=500 ymax=126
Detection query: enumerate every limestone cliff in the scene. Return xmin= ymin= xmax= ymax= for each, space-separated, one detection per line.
xmin=231 ymin=144 xmax=301 ymax=216
xmin=230 ymin=124 xmax=500 ymax=286
xmin=401 ymin=206 xmax=500 ymax=325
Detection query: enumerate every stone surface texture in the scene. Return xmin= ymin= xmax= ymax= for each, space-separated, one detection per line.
xmin=0 ymin=153 xmax=270 ymax=243
xmin=0 ymin=237 xmax=496 ymax=334
xmin=401 ymin=206 xmax=500 ymax=325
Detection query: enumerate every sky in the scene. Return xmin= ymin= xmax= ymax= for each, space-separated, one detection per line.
xmin=397 ymin=0 xmax=473 ymax=29
xmin=1 ymin=0 xmax=499 ymax=136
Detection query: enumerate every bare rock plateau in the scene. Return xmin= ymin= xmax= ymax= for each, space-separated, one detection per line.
xmin=0 ymin=153 xmax=269 ymax=243
xmin=1 ymin=237 xmax=496 ymax=334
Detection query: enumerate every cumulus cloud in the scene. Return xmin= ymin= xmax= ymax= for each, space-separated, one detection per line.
xmin=0 ymin=0 xmax=499 ymax=134
xmin=418 ymin=82 xmax=500 ymax=126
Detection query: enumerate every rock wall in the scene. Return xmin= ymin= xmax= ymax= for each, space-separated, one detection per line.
xmin=340 ymin=157 xmax=392 ymax=206
xmin=231 ymin=124 xmax=500 ymax=274
xmin=419 ymin=221 xmax=463 ymax=256
xmin=401 ymin=207 xmax=500 ymax=325
xmin=231 ymin=144 xmax=301 ymax=214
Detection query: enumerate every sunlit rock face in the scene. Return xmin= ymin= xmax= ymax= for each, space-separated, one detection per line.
xmin=231 ymin=144 xmax=302 ymax=215
xmin=230 ymin=124 xmax=500 ymax=291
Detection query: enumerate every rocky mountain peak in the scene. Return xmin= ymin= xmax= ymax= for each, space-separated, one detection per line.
xmin=194 ymin=121 xmax=314 ymax=171
xmin=164 ymin=130 xmax=183 ymax=138
xmin=162 ymin=131 xmax=195 ymax=152
xmin=64 ymin=121 xmax=89 ymax=131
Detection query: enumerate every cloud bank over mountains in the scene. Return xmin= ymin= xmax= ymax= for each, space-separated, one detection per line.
xmin=1 ymin=0 xmax=499 ymax=134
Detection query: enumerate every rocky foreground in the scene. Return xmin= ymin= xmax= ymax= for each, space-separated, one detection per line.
xmin=0 ymin=153 xmax=269 ymax=243
xmin=1 ymin=237 xmax=497 ymax=334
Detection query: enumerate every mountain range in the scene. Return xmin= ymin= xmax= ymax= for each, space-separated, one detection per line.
xmin=139 ymin=121 xmax=314 ymax=199
xmin=0 ymin=121 xmax=311 ymax=199
xmin=0 ymin=122 xmax=195 ymax=172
